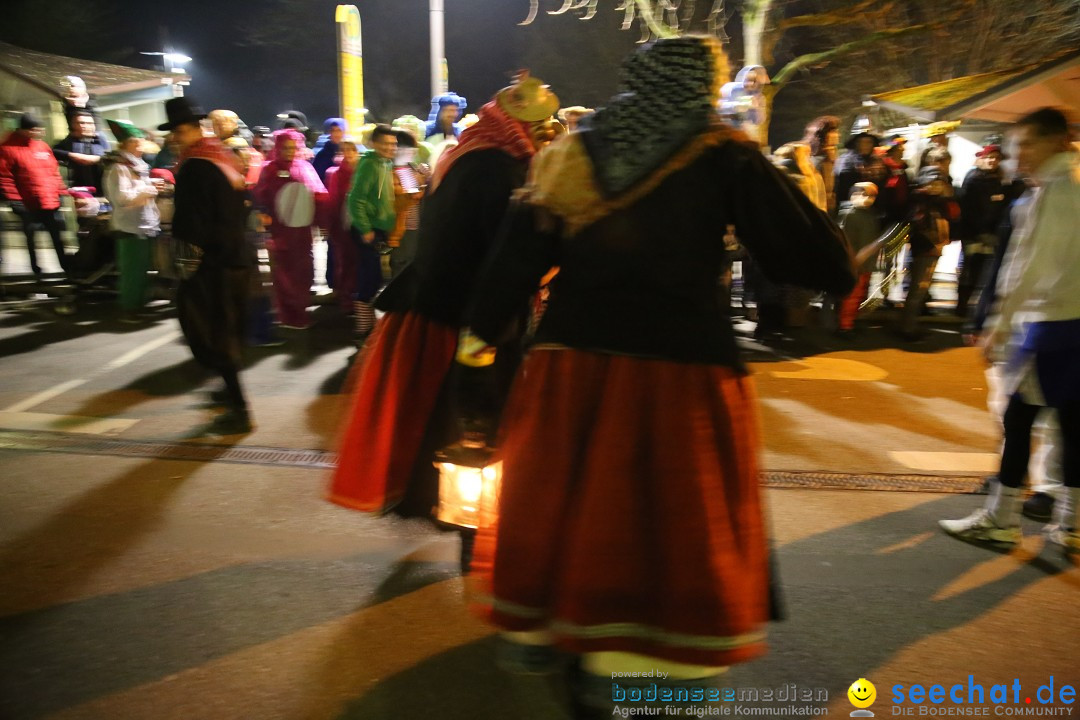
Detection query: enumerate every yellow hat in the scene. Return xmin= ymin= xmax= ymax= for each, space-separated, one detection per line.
xmin=922 ymin=120 xmax=960 ymax=138
xmin=497 ymin=71 xmax=560 ymax=122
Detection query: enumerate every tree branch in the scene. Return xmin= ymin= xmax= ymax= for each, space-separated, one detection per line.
xmin=777 ymin=0 xmax=883 ymax=31
xmin=771 ymin=24 xmax=929 ymax=88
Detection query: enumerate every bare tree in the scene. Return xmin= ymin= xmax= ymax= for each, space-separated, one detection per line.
xmin=521 ymin=0 xmax=926 ymax=143
xmin=777 ymin=0 xmax=1080 ymax=140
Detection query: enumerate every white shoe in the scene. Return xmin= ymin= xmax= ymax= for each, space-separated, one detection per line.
xmin=1042 ymin=525 xmax=1080 ymax=556
xmin=939 ymin=509 xmax=1021 ymax=547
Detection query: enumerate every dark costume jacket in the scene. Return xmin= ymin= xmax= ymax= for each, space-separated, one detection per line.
xmin=376 ymin=148 xmax=529 ymax=326
xmin=833 ymin=150 xmax=885 ymax=212
xmin=959 ymin=168 xmax=1023 ymax=241
xmin=468 ymin=130 xmax=855 ymax=373
xmin=172 ymin=157 xmax=251 ymax=372
xmin=53 ymin=133 xmax=109 ymax=191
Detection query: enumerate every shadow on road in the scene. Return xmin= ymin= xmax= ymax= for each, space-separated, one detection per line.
xmin=328 ymin=494 xmax=1076 ymax=720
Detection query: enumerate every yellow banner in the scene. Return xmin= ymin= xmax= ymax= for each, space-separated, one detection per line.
xmin=336 ymin=5 xmax=365 ymax=134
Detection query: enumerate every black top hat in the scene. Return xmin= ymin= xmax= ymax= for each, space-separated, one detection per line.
xmin=158 ymin=97 xmax=208 ymax=131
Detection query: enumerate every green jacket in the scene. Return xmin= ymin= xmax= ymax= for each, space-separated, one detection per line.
xmin=347 ymin=151 xmax=396 ymax=235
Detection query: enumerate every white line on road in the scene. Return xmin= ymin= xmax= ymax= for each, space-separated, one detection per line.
xmin=1 ymin=379 xmax=88 ymax=413
xmin=104 ymin=330 xmax=181 ymax=371
xmin=2 ymin=329 xmax=182 ymax=415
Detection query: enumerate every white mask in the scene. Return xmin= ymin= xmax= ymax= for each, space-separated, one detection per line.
xmin=395 ymin=148 xmax=417 ymax=166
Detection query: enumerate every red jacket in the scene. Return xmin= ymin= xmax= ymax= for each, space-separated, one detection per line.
xmin=0 ymin=133 xmax=66 ymax=211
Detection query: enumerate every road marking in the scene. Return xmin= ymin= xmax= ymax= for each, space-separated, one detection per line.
xmin=104 ymin=330 xmax=181 ymax=370
xmin=769 ymin=357 xmax=889 ymax=382
xmin=2 ymin=379 xmax=88 ymax=413
xmin=888 ymin=450 xmax=999 ymax=473
xmin=0 ymin=329 xmax=181 ymax=433
xmin=0 ymin=411 xmax=138 ymax=435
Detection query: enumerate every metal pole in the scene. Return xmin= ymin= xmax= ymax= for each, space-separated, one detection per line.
xmin=430 ymin=0 xmax=446 ymax=98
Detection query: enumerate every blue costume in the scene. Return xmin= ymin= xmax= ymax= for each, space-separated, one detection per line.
xmin=312 ymin=117 xmax=347 ymax=183
xmin=424 ymin=93 xmax=468 ymax=140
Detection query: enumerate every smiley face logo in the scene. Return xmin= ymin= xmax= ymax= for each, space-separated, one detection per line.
xmin=848 ymin=678 xmax=877 ymax=709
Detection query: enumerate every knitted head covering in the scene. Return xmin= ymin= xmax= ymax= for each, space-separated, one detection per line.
xmin=580 ymin=36 xmax=728 ymax=197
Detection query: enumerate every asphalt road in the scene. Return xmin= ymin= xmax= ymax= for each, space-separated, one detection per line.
xmin=0 ymin=295 xmax=1076 ymax=720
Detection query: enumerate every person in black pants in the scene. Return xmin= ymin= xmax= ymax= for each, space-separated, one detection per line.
xmin=0 ymin=115 xmax=71 ymax=277
xmin=940 ymin=108 xmax=1079 ymax=556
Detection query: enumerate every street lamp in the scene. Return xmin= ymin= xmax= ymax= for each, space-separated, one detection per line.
xmin=140 ymin=51 xmax=192 ymax=74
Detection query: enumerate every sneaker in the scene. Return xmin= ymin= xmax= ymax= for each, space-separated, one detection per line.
xmin=1022 ymin=492 xmax=1055 ymax=522
xmin=211 ymin=407 xmax=252 ymax=434
xmin=1043 ymin=525 xmax=1079 ymax=556
xmin=939 ymin=508 xmax=1021 ymax=547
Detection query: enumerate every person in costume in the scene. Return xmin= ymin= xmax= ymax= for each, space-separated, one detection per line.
xmin=102 ymin=120 xmax=160 ymax=322
xmin=801 ymin=115 xmax=841 ymax=214
xmin=312 ymin=118 xmax=348 ymax=292
xmin=834 ymin=117 xmax=886 ymax=212
xmin=458 ymin=38 xmax=854 ymax=717
xmin=312 ymin=118 xmax=347 ymax=183
xmin=836 ymin=182 xmax=882 ymax=335
xmin=955 ymin=142 xmax=1021 ymax=319
xmin=917 ymin=120 xmax=959 ymax=173
xmin=388 ymin=130 xmax=427 ymax=280
xmin=899 ymin=166 xmax=957 ymax=339
xmin=424 ymin=92 xmax=468 ymax=143
xmin=165 ymin=96 xmax=254 ymax=434
xmin=327 ymin=73 xmax=559 ymax=542
xmin=392 ymin=115 xmax=433 ymax=166
xmin=719 ymin=65 xmax=770 ymax=145
xmin=323 ymin=137 xmax=361 ymax=313
xmin=345 ymin=124 xmax=398 ymax=341
xmin=253 ymin=129 xmax=327 ymax=330
xmin=878 ymin=134 xmax=912 ymax=225
xmin=210 ymin=110 xmax=263 ymax=187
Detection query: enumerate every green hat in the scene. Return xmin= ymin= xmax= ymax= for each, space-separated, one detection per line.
xmin=107 ymin=119 xmax=145 ymax=143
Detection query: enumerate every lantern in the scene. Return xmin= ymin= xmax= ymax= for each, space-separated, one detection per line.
xmin=434 ymin=436 xmax=502 ymax=529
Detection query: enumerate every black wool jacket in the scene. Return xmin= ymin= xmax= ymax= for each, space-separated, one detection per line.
xmin=469 ymin=138 xmax=856 ymax=372
xmin=172 ymin=158 xmax=251 ymax=269
xmin=376 ymin=149 xmax=528 ymax=326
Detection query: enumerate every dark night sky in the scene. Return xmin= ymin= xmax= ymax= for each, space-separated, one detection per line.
xmin=3 ymin=0 xmax=641 ymax=131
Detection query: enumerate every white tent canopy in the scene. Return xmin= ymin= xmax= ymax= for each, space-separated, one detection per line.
xmin=870 ymin=51 xmax=1080 ymax=123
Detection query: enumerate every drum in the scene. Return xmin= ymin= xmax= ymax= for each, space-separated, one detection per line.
xmin=275 ymin=181 xmax=315 ymax=228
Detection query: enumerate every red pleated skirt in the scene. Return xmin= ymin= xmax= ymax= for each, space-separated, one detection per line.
xmin=328 ymin=312 xmax=458 ymax=513
xmin=469 ymin=347 xmax=771 ymax=667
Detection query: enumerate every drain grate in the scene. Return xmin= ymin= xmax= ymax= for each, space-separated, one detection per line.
xmin=762 ymin=470 xmax=983 ymax=494
xmin=0 ymin=429 xmax=985 ymax=492
xmin=0 ymin=429 xmax=337 ymax=469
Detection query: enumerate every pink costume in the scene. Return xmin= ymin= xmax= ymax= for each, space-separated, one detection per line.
xmin=324 ymin=162 xmax=357 ymax=311
xmin=254 ymin=130 xmax=326 ymax=329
